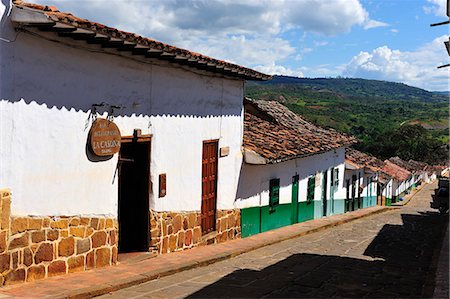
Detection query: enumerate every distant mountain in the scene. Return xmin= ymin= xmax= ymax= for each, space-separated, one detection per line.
xmin=433 ymin=91 xmax=450 ymax=96
xmin=245 ymin=75 xmax=449 ymax=157
xmin=247 ymin=75 xmax=447 ymax=103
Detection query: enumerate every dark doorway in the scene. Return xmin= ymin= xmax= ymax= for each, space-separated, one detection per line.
xmin=322 ymin=170 xmax=328 ymax=216
xmin=351 ymin=174 xmax=357 ymax=211
xmin=118 ymin=137 xmax=151 ymax=252
xmin=357 ymin=173 xmax=362 ymax=209
xmin=201 ymin=140 xmax=219 ymax=235
xmin=345 ymin=179 xmax=350 ymax=212
xmin=291 ymin=174 xmax=299 ymax=224
xmin=377 ymin=183 xmax=382 ymax=205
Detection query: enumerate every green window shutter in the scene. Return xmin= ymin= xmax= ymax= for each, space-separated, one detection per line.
xmin=269 ymin=178 xmax=280 ymax=209
xmin=307 ymin=176 xmax=315 ymax=201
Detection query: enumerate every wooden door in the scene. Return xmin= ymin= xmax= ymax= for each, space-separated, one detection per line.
xmin=118 ymin=139 xmax=150 ymax=252
xmin=201 ymin=140 xmax=218 ymax=235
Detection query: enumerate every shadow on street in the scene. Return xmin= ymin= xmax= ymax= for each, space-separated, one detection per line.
xmin=186 ymin=211 xmax=448 ymax=298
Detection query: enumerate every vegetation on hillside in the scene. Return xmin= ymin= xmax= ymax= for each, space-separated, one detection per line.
xmin=245 ymin=76 xmax=449 ymax=164
xmin=354 ymin=125 xmax=448 ymax=165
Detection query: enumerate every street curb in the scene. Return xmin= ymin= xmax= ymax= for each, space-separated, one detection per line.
xmin=392 ymin=182 xmax=427 ymax=207
xmin=63 ymin=206 xmax=393 ymax=299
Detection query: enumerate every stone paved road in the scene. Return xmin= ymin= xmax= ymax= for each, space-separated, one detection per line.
xmin=98 ymin=183 xmax=447 ymax=298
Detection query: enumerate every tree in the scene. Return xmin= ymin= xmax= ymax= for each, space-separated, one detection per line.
xmin=359 ymin=125 xmax=448 ymax=164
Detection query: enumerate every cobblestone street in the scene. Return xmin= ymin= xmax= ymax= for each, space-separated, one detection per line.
xmin=99 ymin=182 xmax=448 ymax=298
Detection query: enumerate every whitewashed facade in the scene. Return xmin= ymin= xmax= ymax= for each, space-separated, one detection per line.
xmin=0 ymin=0 xmax=268 ymax=284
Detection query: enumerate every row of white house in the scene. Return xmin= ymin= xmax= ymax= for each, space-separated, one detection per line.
xmin=0 ymin=0 xmax=446 ymax=285
xmin=345 ymin=148 xmax=446 ymax=207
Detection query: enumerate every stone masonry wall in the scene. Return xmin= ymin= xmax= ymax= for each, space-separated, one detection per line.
xmin=0 ymin=189 xmax=118 ymax=286
xmin=150 ymin=209 xmax=241 ymax=254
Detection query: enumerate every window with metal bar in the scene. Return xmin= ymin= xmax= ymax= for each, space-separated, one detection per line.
xmin=334 ymin=168 xmax=339 ymax=190
xmin=269 ymin=178 xmax=280 ymax=211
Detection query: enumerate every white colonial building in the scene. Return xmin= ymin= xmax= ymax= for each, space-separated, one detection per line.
xmin=0 ymin=0 xmax=269 ymax=284
xmin=236 ymin=99 xmax=355 ymax=237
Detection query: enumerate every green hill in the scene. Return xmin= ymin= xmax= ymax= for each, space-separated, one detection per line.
xmin=249 ymin=76 xmax=446 ymax=102
xmin=245 ymin=76 xmax=449 ymax=163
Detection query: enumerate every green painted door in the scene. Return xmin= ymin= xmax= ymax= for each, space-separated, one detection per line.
xmin=291 ymin=175 xmax=299 ymax=224
xmin=330 ymin=168 xmax=335 ymax=215
xmin=322 ymin=170 xmax=328 ymax=216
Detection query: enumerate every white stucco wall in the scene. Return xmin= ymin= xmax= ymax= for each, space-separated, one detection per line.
xmin=343 ymin=168 xmax=364 ymax=197
xmin=394 ymin=179 xmax=408 ymax=196
xmin=0 ymin=22 xmax=244 ymax=216
xmin=235 ymin=147 xmax=346 ymax=208
xmin=343 ymin=168 xmax=378 ymax=200
xmin=383 ymin=179 xmax=393 ymax=199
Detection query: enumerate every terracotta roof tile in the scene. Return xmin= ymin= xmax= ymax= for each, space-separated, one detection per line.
xmin=11 ymin=1 xmax=270 ymax=81
xmin=388 ymin=157 xmax=423 ymax=174
xmin=345 ymin=148 xmax=384 ymax=172
xmin=381 ymin=160 xmax=411 ymax=182
xmin=406 ymin=159 xmax=429 ymax=172
xmin=243 ymin=98 xmax=356 ymax=163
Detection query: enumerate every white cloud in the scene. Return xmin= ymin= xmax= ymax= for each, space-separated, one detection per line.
xmin=41 ymin=0 xmax=387 ymax=74
xmin=363 ymin=19 xmax=389 ymax=29
xmin=313 ymin=40 xmax=329 ymax=47
xmin=390 ymin=29 xmax=399 ymax=33
xmin=342 ymin=36 xmax=450 ymax=91
xmin=283 ymin=0 xmax=387 ymax=35
xmin=179 ymin=35 xmax=296 ymax=67
xmin=423 ymin=0 xmax=447 ymax=17
xmin=254 ymin=63 xmax=304 ymax=77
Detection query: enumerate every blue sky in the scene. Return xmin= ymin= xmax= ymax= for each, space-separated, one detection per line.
xmin=41 ymin=0 xmax=449 ymax=91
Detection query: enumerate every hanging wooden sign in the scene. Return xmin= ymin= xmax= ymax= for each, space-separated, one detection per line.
xmin=89 ymin=118 xmax=121 ymax=156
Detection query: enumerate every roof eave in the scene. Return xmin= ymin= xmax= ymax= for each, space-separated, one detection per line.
xmin=11 ymin=4 xmax=271 ymax=81
xmin=243 ymin=149 xmax=268 ymax=165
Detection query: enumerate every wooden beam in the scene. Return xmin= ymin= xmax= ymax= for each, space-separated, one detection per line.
xmin=58 ymin=28 xmax=95 ymax=39
xmin=39 ymin=23 xmax=77 ymax=32
xmin=174 ymin=55 xmax=188 ymax=61
xmin=86 ymin=33 xmax=109 ymax=44
xmin=160 ymin=52 xmax=176 ymax=58
xmin=131 ymin=44 xmax=150 ymax=55
xmin=146 ymin=48 xmax=163 ymax=58
xmin=117 ymin=41 xmax=137 ymax=51
xmin=101 ymin=37 xmax=124 ymax=48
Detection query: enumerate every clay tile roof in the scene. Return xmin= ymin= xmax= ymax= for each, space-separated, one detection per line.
xmin=378 ymin=171 xmax=392 ymax=184
xmin=345 ymin=148 xmax=384 ymax=172
xmin=407 ymin=159 xmax=429 ymax=172
xmin=243 ymin=98 xmax=356 ymax=163
xmin=11 ymin=1 xmax=270 ymax=81
xmin=388 ymin=156 xmax=423 ymax=174
xmin=425 ymin=164 xmax=448 ymax=175
xmin=381 ymin=160 xmax=411 ymax=182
